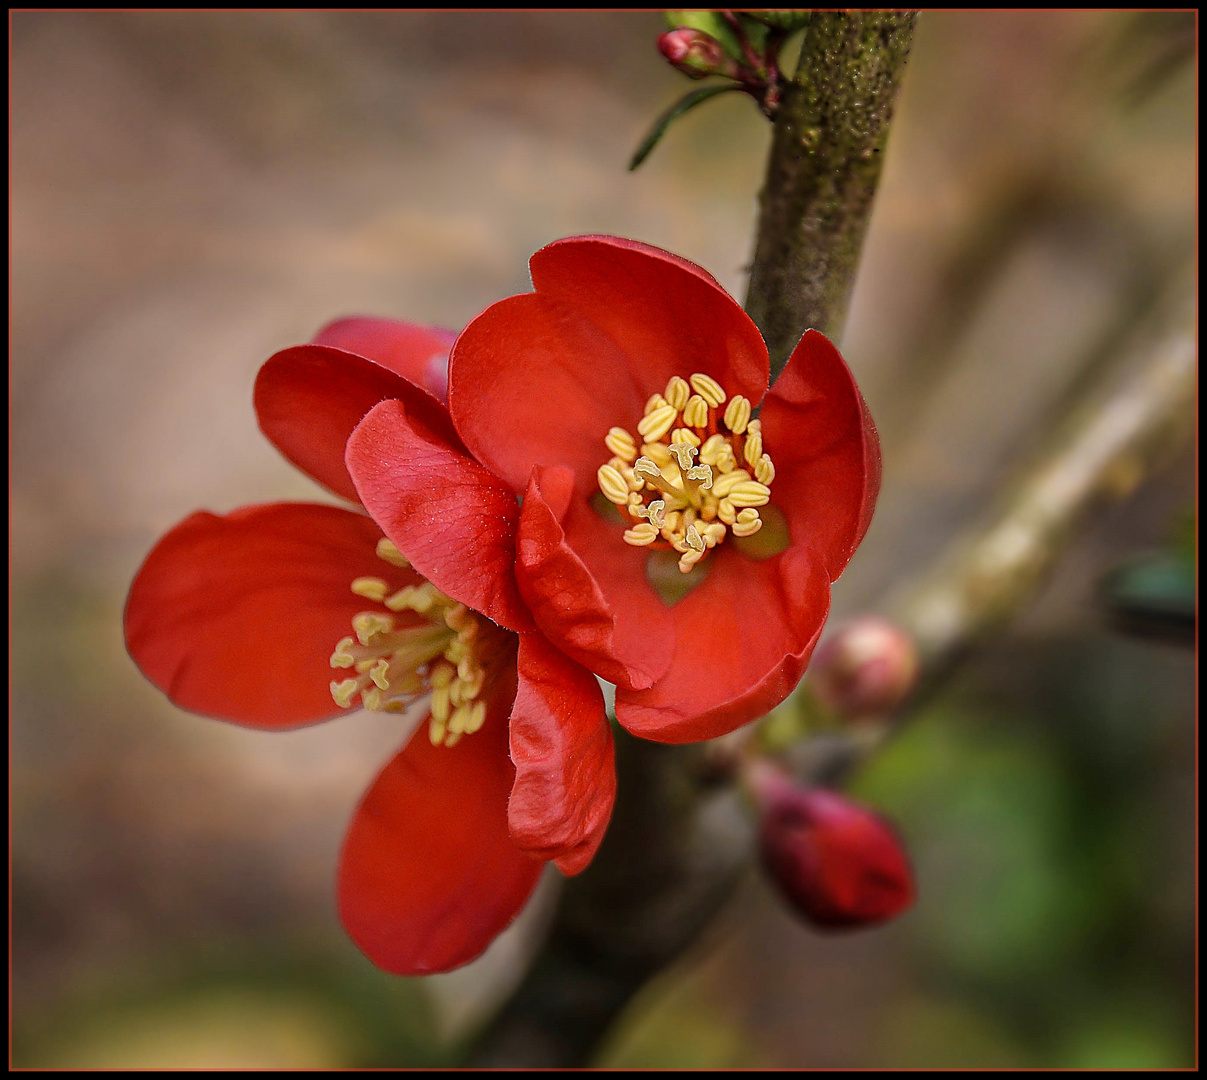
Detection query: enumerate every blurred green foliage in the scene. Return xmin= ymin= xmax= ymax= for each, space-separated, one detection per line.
xmin=852 ymin=633 xmax=1195 ymax=1068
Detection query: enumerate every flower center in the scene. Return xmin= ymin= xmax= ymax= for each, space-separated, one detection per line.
xmin=596 ymin=373 xmax=775 ymax=573
xmin=329 ymin=538 xmax=493 ymax=748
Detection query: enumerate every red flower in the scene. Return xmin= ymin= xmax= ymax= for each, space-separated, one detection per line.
xmin=750 ymin=763 xmax=915 ymax=929
xmin=125 ymin=315 xmax=616 ymax=974
xmin=436 ymin=235 xmax=880 ymax=744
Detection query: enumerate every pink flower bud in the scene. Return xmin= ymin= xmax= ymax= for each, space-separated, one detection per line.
xmin=658 ymin=28 xmax=739 ymax=80
xmin=750 ymin=765 xmax=914 ymax=929
xmin=809 ymin=616 xmax=919 ymax=720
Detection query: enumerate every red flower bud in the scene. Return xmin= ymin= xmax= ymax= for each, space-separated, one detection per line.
xmin=750 ymin=765 xmax=914 ymax=929
xmin=809 ymin=616 xmax=919 ymax=720
xmin=658 ymin=28 xmax=740 ymax=80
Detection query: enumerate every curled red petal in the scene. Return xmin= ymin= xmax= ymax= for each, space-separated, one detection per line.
xmin=508 ymin=632 xmax=615 ymax=876
xmin=255 ymin=343 xmax=450 ymax=504
xmin=346 ymin=398 xmax=534 ymax=633
xmin=449 ymin=235 xmax=769 ymax=496
xmin=514 ymin=465 xmax=673 ymax=692
xmin=759 ymin=330 xmax=882 ymax=580
xmin=615 ymin=545 xmax=831 ymax=743
xmin=312 ymin=316 xmax=455 ymax=402
xmin=338 ymin=682 xmax=543 ymax=975
xmin=124 ymin=502 xmax=416 ymax=729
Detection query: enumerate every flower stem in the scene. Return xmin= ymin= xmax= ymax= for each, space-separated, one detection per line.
xmin=744 ymin=12 xmax=917 ymax=380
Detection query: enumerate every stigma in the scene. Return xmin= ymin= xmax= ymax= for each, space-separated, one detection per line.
xmin=597 ymin=373 xmax=775 ymax=573
xmin=328 ymin=537 xmax=492 ymax=747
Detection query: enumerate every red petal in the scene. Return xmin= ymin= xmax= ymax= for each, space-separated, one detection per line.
xmin=615 ymin=546 xmax=831 ymax=743
xmin=312 ymin=316 xmax=455 ymax=402
xmin=514 ymin=466 xmax=673 ymax=692
xmin=508 ymin=632 xmax=615 ymax=876
xmin=345 ymin=398 xmax=535 ymax=633
xmin=338 ymin=683 xmax=543 ymax=975
xmin=124 ymin=503 xmax=416 ymax=728
xmin=255 ymin=344 xmax=451 ymax=504
xmin=449 ymin=235 xmax=769 ymax=496
xmin=759 ymin=330 xmax=882 ymax=580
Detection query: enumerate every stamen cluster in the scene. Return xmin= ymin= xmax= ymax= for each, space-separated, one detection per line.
xmin=329 ymin=538 xmax=492 ymax=747
xmin=597 ymin=373 xmax=775 ymax=573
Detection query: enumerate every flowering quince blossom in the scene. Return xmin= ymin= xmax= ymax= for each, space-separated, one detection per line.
xmin=124 ymin=234 xmax=879 ymax=975
xmin=426 ymin=235 xmax=880 ymax=744
xmin=125 ymin=315 xmax=616 ymax=975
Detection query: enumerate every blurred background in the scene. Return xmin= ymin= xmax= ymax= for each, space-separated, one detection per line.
xmin=11 ymin=11 xmax=1195 ymax=1068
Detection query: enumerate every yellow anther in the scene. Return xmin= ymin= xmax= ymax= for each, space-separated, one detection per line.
xmin=698 ymin=434 xmax=727 ymax=465
xmin=726 ymin=480 xmax=772 ymax=508
xmin=744 ymin=429 xmax=763 ymax=466
xmin=330 ymin=636 xmax=356 ymax=669
xmin=646 ymin=500 xmax=666 ymax=528
xmin=597 ymin=463 xmax=631 ymax=505
xmin=700 ymin=497 xmax=718 ymax=522
xmin=444 ymin=604 xmax=471 ymax=631
xmin=662 ymin=509 xmax=682 ymax=535
xmin=689 ymin=372 xmax=726 ymax=407
xmin=431 ymin=685 xmax=451 ymax=722
xmin=664 ymin=376 xmax=690 ymax=410
xmin=331 ymin=678 xmax=362 ymax=709
xmin=604 ymin=426 xmax=638 ymax=462
xmin=428 ymin=716 xmax=447 ymax=746
xmin=465 ymin=700 xmax=487 ymax=734
xmin=678 ymin=547 xmax=706 ymax=574
xmin=685 ymin=523 xmax=706 ymax=552
xmin=668 ymin=442 xmax=697 ymax=469
xmin=369 ymin=658 xmax=391 ymax=690
xmin=443 ymin=731 xmax=462 ymax=748
xmin=682 ymin=394 xmax=709 ymax=428
xmin=453 ymin=674 xmax=478 ymax=703
xmin=361 ymin=687 xmax=386 ymax=712
xmin=637 ymin=404 xmax=677 ymax=442
xmin=351 ymin=577 xmax=390 ymax=602
xmin=385 ymin=582 xmax=441 ymax=614
xmin=716 ymin=445 xmax=739 ymax=473
xmin=723 ymin=395 xmax=752 ymax=434
xmin=375 ymin=538 xmax=410 ymax=568
xmin=456 ymin=656 xmax=477 ymax=683
xmin=710 ymin=469 xmax=754 ymax=499
xmin=623 ymin=522 xmax=659 ymax=546
xmin=641 ymin=442 xmax=674 ymax=467
xmin=352 ymin=611 xmax=394 ymax=645
xmin=686 ymin=464 xmax=713 ymax=489
xmin=747 ymin=418 xmax=762 ymax=435
xmin=669 ymin=426 xmax=700 ymax=448
xmin=644 ymin=392 xmax=669 ymax=415
xmin=448 ymin=703 xmax=473 ymax=735
xmin=429 ymin=660 xmax=455 ymax=688
xmin=732 ymin=508 xmax=764 ymax=537
xmin=718 ymin=498 xmax=737 ymax=525
xmin=754 ymin=453 xmax=775 ymax=485
xmin=702 ymin=522 xmax=727 ymax=547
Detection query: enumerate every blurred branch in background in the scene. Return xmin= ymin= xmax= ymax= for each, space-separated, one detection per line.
xmin=777 ymin=264 xmax=1196 ymax=786
xmin=892 ymin=268 xmax=1196 ymax=678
